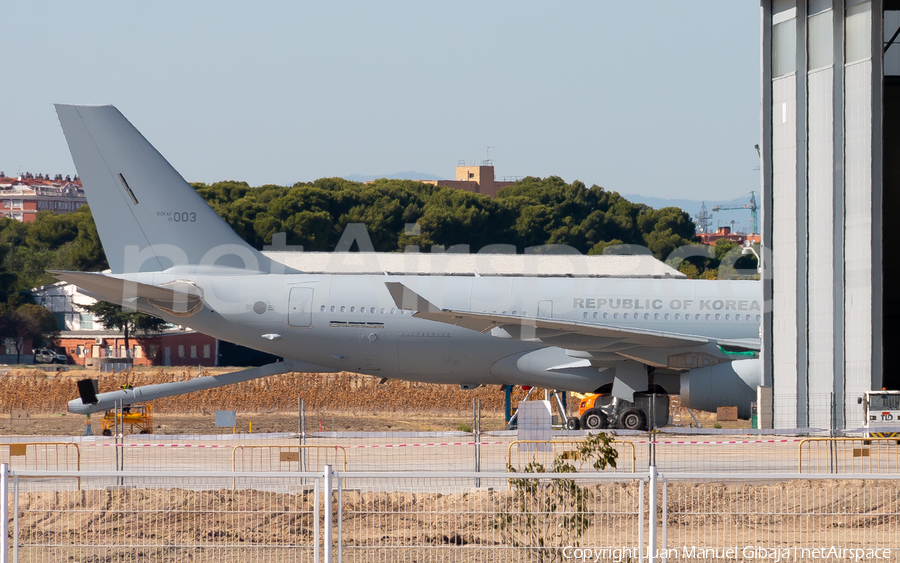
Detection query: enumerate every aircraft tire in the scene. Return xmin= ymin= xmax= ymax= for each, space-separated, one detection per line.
xmin=102 ymin=429 xmax=112 ymax=436
xmin=581 ymin=409 xmax=608 ymax=430
xmin=566 ymin=417 xmax=581 ymax=430
xmin=619 ymin=408 xmax=647 ymax=431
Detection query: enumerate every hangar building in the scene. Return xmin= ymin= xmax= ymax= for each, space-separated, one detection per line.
xmin=761 ymin=0 xmax=900 ymax=428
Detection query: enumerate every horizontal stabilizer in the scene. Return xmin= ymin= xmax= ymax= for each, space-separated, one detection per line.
xmin=50 ymin=271 xmax=203 ymax=317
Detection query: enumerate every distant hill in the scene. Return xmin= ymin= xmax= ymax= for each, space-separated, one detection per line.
xmin=343 ymin=171 xmax=444 ymax=182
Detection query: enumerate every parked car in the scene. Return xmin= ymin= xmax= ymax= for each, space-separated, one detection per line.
xmin=33 ymin=348 xmax=67 ymax=364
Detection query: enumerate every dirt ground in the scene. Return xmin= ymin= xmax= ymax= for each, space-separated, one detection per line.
xmin=0 ymin=411 xmax=512 ymax=436
xmin=0 ymin=365 xmax=750 ymax=436
xmin=0 ymin=410 xmax=748 ymax=437
xmin=13 ymin=479 xmax=899 ymax=562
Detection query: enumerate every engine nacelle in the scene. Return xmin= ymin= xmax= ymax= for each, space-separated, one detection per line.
xmin=680 ymin=359 xmax=761 ymax=419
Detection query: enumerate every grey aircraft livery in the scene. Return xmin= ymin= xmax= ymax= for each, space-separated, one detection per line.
xmin=53 ymin=105 xmax=762 ymax=427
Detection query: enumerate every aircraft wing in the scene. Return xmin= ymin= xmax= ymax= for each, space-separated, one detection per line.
xmin=385 ymin=282 xmax=760 ymax=352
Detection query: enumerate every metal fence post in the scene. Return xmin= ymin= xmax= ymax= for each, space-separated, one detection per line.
xmin=314 ymin=476 xmax=320 ymax=563
xmin=336 ymin=474 xmax=343 ymax=563
xmin=474 ymin=398 xmax=481 ymax=487
xmin=660 ymin=475 xmax=667 ymax=561
xmin=638 ymin=478 xmax=644 ymax=563
xmin=299 ymin=398 xmax=306 ymax=474
xmin=648 ymin=466 xmax=657 ymax=563
xmin=12 ymin=475 xmax=17 ymax=563
xmin=1 ymin=463 xmax=8 ymax=563
xmin=323 ymin=465 xmax=333 ymax=563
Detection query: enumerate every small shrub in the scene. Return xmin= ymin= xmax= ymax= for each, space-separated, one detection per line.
xmin=494 ymin=432 xmax=618 ymax=561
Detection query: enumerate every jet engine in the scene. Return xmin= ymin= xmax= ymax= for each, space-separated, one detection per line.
xmin=680 ymin=358 xmax=761 ymax=419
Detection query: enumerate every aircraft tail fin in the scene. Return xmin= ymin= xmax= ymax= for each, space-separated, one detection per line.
xmin=55 ymin=104 xmax=279 ymax=274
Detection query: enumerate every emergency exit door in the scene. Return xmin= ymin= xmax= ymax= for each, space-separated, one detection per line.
xmin=537 ymin=300 xmax=553 ymax=319
xmin=288 ymin=287 xmax=314 ymax=327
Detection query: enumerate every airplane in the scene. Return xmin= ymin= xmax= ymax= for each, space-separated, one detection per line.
xmin=54 ymin=104 xmax=762 ymax=426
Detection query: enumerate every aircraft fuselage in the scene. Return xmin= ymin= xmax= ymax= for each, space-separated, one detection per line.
xmin=120 ymin=270 xmax=760 ymax=393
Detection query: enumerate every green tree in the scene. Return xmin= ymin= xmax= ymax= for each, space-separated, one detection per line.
xmin=81 ymin=301 xmax=168 ymax=353
xmin=0 ymin=303 xmax=58 ymax=363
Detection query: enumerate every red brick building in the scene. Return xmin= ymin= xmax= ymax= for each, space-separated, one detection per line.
xmin=54 ymin=330 xmax=218 ymax=368
xmin=697 ymin=226 xmax=761 ymax=246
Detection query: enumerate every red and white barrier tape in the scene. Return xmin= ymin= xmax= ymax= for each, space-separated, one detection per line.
xmin=86 ymin=441 xmax=507 ymax=449
xmin=84 ymin=438 xmax=807 ymax=448
xmin=636 ymin=438 xmax=804 ymax=445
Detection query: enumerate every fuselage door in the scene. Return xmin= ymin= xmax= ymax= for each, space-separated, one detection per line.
xmin=538 ymin=300 xmax=553 ymax=319
xmin=288 ymin=287 xmax=314 ymax=327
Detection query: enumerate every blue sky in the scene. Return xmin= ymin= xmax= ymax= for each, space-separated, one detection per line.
xmin=3 ymin=2 xmax=761 ymax=201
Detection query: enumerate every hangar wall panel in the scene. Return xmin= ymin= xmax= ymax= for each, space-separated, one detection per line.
xmin=843 ymin=58 xmax=874 ymax=430
xmin=771 ymin=75 xmax=800 ymax=428
xmin=806 ymin=66 xmax=836 ymax=429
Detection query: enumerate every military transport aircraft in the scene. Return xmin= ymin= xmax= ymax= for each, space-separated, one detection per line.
xmin=54 ymin=105 xmax=762 ymax=423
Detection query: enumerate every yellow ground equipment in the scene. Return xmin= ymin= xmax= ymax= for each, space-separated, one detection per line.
xmin=101 ymin=404 xmax=153 ymax=435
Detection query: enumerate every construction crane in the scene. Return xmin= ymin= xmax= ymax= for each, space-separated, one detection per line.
xmin=711 ymin=192 xmax=759 ymax=234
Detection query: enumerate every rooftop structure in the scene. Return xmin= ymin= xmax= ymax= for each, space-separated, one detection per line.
xmin=263 ymin=251 xmax=686 ymax=278
xmin=420 ymin=162 xmax=518 ymax=197
xmin=0 ymin=172 xmax=86 ymax=222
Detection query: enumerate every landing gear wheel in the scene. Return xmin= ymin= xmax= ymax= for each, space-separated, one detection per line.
xmin=139 ymin=430 xmax=149 ymax=434
xmin=581 ymin=408 xmax=608 ymax=430
xmin=619 ymin=408 xmax=647 ymax=431
xmin=102 ymin=429 xmax=112 ymax=436
xmin=566 ymin=417 xmax=581 ymax=430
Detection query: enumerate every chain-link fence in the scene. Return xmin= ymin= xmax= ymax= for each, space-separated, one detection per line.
xmin=5 ymin=466 xmax=900 ymax=562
